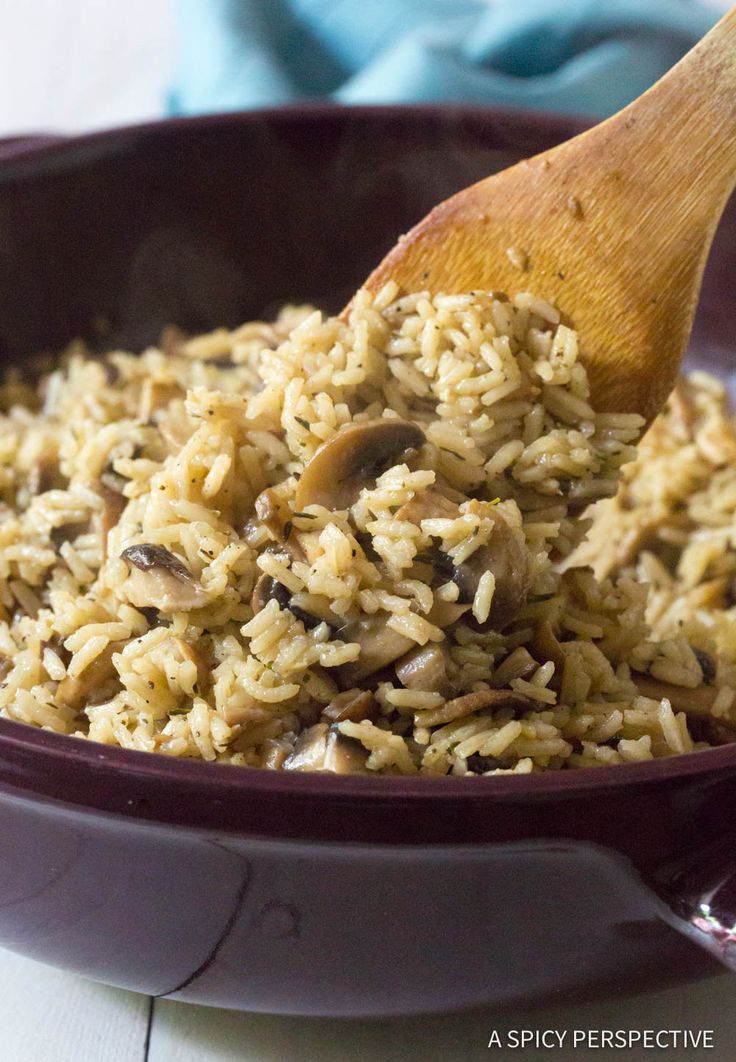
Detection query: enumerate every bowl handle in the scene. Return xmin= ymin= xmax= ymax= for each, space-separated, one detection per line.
xmin=660 ymin=835 xmax=736 ymax=969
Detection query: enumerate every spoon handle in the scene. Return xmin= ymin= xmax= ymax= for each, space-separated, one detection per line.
xmin=574 ymin=7 xmax=736 ymax=222
xmin=641 ymin=6 xmax=736 ymax=203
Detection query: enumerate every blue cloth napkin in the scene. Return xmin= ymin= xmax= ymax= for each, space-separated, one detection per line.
xmin=168 ymin=0 xmax=717 ymax=119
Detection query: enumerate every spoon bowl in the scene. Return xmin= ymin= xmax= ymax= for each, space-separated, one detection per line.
xmin=362 ymin=8 xmax=736 ymax=424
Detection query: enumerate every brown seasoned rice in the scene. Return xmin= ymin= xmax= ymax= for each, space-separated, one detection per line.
xmin=0 ymin=284 xmax=732 ymax=775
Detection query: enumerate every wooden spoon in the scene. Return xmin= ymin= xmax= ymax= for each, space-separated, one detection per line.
xmin=359 ymin=8 xmax=736 ymax=424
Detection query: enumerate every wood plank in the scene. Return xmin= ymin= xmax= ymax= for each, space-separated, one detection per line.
xmin=150 ymin=973 xmax=736 ymax=1062
xmin=0 ymin=947 xmax=150 ymax=1062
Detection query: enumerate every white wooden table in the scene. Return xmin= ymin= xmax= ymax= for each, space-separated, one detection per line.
xmin=2 ymin=0 xmax=735 ymax=1057
xmin=1 ymin=947 xmax=735 ymax=1061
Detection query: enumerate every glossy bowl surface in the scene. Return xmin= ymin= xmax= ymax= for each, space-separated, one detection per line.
xmin=0 ymin=106 xmax=735 ymax=1014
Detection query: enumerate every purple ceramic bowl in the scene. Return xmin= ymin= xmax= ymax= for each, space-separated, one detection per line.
xmin=0 ymin=106 xmax=735 ymax=1017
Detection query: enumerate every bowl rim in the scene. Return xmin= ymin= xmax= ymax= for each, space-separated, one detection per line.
xmin=0 ymin=101 xmax=591 ymax=163
xmin=2 ymin=712 xmax=736 ymax=802
xmin=1 ymin=102 xmax=735 ymax=816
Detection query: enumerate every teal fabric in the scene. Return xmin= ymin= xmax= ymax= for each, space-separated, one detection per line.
xmin=168 ymin=0 xmax=717 ymax=119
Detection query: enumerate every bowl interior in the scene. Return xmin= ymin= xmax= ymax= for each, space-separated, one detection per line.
xmin=0 ymin=105 xmax=731 ymax=375
xmin=0 ymin=105 xmax=733 ymax=814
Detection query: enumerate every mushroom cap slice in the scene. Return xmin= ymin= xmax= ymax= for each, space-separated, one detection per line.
xmin=426 ymin=599 xmax=471 ymax=628
xmin=633 ymin=672 xmax=736 ymax=746
xmin=250 ymin=573 xmax=322 ymax=630
xmin=282 ymin=722 xmax=369 ymax=773
xmin=451 ymin=510 xmax=530 ymax=630
xmin=254 ymin=487 xmax=291 ymax=543
xmin=321 ymin=688 xmax=377 ymax=723
xmin=294 ymin=419 xmax=425 ymax=511
xmin=334 ymin=614 xmax=414 ymax=687
xmin=400 ymin=492 xmax=530 ymax=631
xmin=530 ymin=621 xmax=567 ymax=674
xmin=489 ymin=646 xmax=538 ymax=688
xmin=395 ymin=645 xmax=453 ymax=696
xmin=634 ymin=673 xmax=721 ymax=719
xmin=96 ymin=480 xmax=128 ymax=561
xmin=417 ymin=688 xmax=537 ymax=728
xmin=396 ymin=490 xmax=459 ymax=524
xmin=27 ymin=451 xmax=60 ymax=496
xmin=56 ymin=640 xmax=125 ymax=711
xmin=120 ymin=544 xmax=209 ymax=613
xmin=172 ymin=637 xmax=211 ymax=696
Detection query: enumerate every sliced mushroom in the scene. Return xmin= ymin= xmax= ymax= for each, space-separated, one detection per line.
xmin=254 ymin=487 xmax=291 ymax=543
xmin=120 ymin=544 xmax=209 ymax=613
xmin=250 ymin=573 xmax=322 ymax=629
xmin=261 ymin=737 xmax=293 ymax=770
xmin=50 ymin=520 xmax=89 ymax=551
xmin=251 ymin=572 xmax=280 ymax=615
xmin=401 ymin=492 xmax=529 ymax=631
xmin=465 ymin=752 xmax=504 ymax=774
xmin=99 ymin=439 xmax=147 ymax=496
xmin=633 ymin=673 xmax=736 ymax=747
xmin=173 ymin=637 xmax=211 ymax=695
xmin=417 ymin=688 xmax=537 ymax=728
xmin=396 ymin=490 xmax=459 ymax=524
xmin=27 ymin=452 xmax=59 ymax=496
xmin=489 ymin=646 xmax=538 ymax=688
xmin=426 ymin=599 xmax=471 ymax=628
xmin=334 ymin=615 xmax=414 ymax=687
xmin=294 ymin=419 xmax=425 ymax=511
xmin=530 ymin=621 xmax=567 ymax=673
xmin=96 ymin=481 xmax=128 ymax=560
xmin=282 ymin=722 xmax=368 ymax=773
xmin=289 ymin=592 xmax=343 ymax=628
xmin=450 ymin=509 xmax=530 ymax=629
xmin=395 ymin=644 xmax=453 ymax=696
xmin=56 ymin=640 xmax=125 ymax=711
xmin=221 ymin=693 xmax=270 ymax=728
xmin=634 ymin=673 xmax=724 ymax=721
xmin=686 ymin=715 xmax=736 ymax=747
xmin=322 ymin=726 xmax=371 ymax=773
xmin=321 ymin=688 xmax=377 ymax=723
xmin=692 ymin=648 xmax=716 ymax=685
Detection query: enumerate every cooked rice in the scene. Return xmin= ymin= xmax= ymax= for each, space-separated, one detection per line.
xmin=0 ymin=284 xmax=733 ymax=775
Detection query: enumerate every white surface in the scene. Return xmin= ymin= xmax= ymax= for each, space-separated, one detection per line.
xmin=0 ymin=0 xmax=172 ymax=136
xmin=1 ymin=946 xmax=735 ymax=1061
xmin=0 ymin=949 xmax=149 ymax=1061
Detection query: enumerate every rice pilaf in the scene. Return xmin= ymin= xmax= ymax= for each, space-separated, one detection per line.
xmin=0 ymin=284 xmax=731 ymax=774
